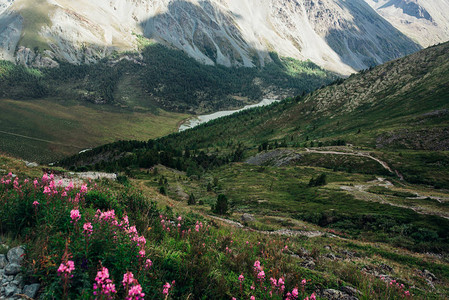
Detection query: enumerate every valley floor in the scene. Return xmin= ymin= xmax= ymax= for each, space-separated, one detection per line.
xmin=0 ymin=98 xmax=189 ymax=163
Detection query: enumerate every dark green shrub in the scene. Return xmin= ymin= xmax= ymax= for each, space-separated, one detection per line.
xmin=214 ymin=194 xmax=228 ymax=215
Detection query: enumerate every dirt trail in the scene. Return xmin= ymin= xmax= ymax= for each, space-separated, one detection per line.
xmin=340 ymin=178 xmax=449 ymax=220
xmin=305 ymin=148 xmax=395 ymax=174
xmin=208 ymin=215 xmax=326 ymax=238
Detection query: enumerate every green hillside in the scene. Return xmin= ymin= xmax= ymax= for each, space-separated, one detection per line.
xmin=0 ymin=43 xmax=336 ymax=162
xmin=59 ymin=42 xmax=449 ymax=258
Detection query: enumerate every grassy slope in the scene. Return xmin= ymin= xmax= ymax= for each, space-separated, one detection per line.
xmin=58 ymin=42 xmax=449 ymax=257
xmin=0 ymin=40 xmax=336 ymax=162
xmin=2 ymin=155 xmax=449 ymax=298
xmin=14 ymin=0 xmax=55 ymax=51
xmin=0 ymin=99 xmax=187 ymax=163
xmin=158 ymin=42 xmax=449 ymax=149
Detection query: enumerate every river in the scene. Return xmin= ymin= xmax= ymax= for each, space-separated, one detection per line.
xmin=178 ymin=98 xmax=279 ymax=131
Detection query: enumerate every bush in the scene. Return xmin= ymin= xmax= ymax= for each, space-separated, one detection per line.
xmin=214 ymin=194 xmax=228 ymax=215
xmin=308 ymin=173 xmax=326 ymax=187
xmin=188 ymin=193 xmax=196 ymax=205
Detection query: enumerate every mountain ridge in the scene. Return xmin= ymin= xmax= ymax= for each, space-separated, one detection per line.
xmin=0 ymin=0 xmax=434 ymax=74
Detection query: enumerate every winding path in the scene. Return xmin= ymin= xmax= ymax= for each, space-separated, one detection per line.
xmin=208 ymin=215 xmax=326 ymax=238
xmin=304 ymin=148 xmax=396 ymax=175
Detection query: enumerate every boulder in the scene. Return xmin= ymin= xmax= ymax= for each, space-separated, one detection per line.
xmin=7 ymin=246 xmax=25 ymax=265
xmin=423 ymin=269 xmax=437 ymax=281
xmin=5 ymin=263 xmax=21 ymax=276
xmin=322 ymin=289 xmax=358 ymax=300
xmin=301 ymin=259 xmax=316 ymax=270
xmin=341 ymin=286 xmax=362 ymax=297
xmin=241 ymin=213 xmax=255 ymax=222
xmin=23 ymin=283 xmax=40 ymax=299
xmin=12 ymin=274 xmax=23 ymax=287
xmin=4 ymin=284 xmax=19 ymax=297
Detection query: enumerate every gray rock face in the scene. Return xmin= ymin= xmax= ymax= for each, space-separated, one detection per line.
xmin=322 ymin=289 xmax=358 ymax=300
xmin=23 ymin=283 xmax=40 ymax=299
xmin=4 ymin=284 xmax=18 ymax=297
xmin=0 ymin=0 xmax=440 ymax=73
xmin=4 ymin=263 xmax=21 ymax=276
xmin=341 ymin=286 xmax=362 ymax=297
xmin=246 ymin=149 xmax=302 ymax=167
xmin=7 ymin=246 xmax=25 ymax=265
xmin=301 ymin=258 xmax=316 ymax=270
xmin=423 ymin=269 xmax=437 ymax=281
xmin=0 ymin=245 xmax=29 ymax=299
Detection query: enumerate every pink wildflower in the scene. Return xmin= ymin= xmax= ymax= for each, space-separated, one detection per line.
xmin=250 ymin=296 xmax=255 ymax=300
xmin=70 ymin=209 xmax=81 ymax=223
xmin=257 ymin=271 xmax=265 ymax=281
xmin=93 ymin=267 xmax=116 ymax=299
xmin=238 ymin=274 xmax=244 ymax=282
xmin=253 ymin=260 xmax=262 ymax=272
xmin=33 ymin=201 xmax=39 ymax=207
xmin=291 ymin=287 xmax=299 ymax=298
xmin=83 ymin=222 xmax=93 ymax=236
xmin=122 ymin=272 xmax=136 ymax=287
xmin=139 ymin=249 xmax=145 ymax=258
xmin=145 ymin=259 xmax=152 ymax=269
xmin=43 ymin=186 xmax=51 ymax=195
xmin=163 ymin=281 xmax=175 ymax=296
xmin=80 ymin=184 xmax=88 ymax=193
xmin=57 ymin=260 xmax=75 ymax=278
xmin=126 ymin=284 xmax=145 ymax=300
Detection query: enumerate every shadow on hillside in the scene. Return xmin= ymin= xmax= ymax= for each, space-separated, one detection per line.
xmin=138 ymin=0 xmax=257 ymax=67
xmin=323 ymin=0 xmax=421 ymax=69
xmin=137 ymin=0 xmax=421 ymax=72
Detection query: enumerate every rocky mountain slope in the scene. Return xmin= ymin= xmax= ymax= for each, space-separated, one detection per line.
xmin=0 ymin=0 xmax=432 ymax=74
xmin=364 ymin=0 xmax=449 ymax=47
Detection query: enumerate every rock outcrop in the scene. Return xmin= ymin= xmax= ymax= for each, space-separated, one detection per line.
xmin=0 ymin=246 xmax=40 ymax=299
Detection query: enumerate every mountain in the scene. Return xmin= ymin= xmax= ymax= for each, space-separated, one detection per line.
xmin=364 ymin=0 xmax=449 ymax=47
xmin=0 ymin=0 xmax=427 ymax=74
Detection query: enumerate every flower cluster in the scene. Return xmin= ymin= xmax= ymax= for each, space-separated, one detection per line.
xmin=93 ymin=267 xmax=117 ymax=299
xmin=380 ymin=277 xmax=412 ymax=298
xmin=70 ymin=209 xmax=81 ymax=223
xmin=122 ymin=271 xmax=145 ymax=300
xmin=57 ymin=260 xmax=75 ymax=279
xmin=163 ymin=281 xmax=175 ymax=297
xmin=83 ymin=222 xmax=93 ymax=236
